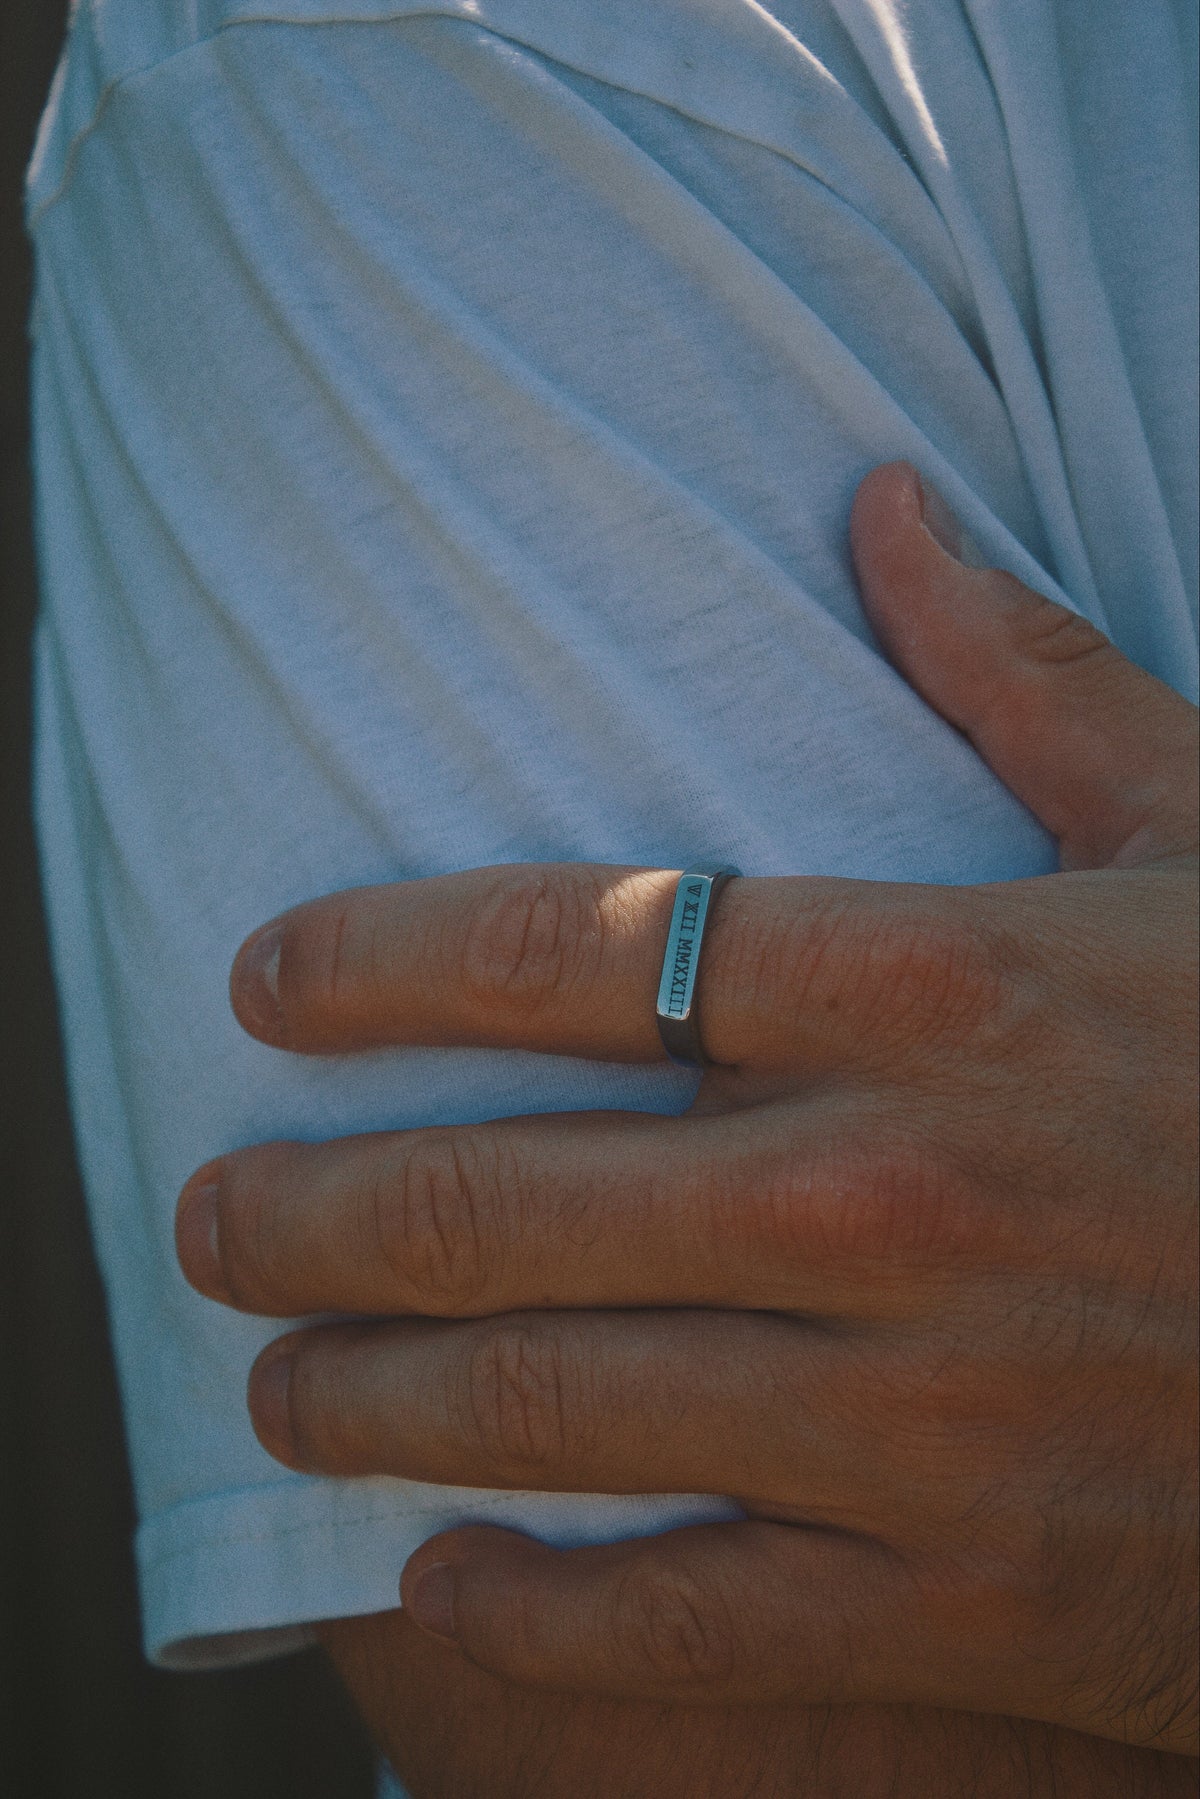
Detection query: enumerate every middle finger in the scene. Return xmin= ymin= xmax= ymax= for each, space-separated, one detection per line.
xmin=177 ymin=1102 xmax=987 ymax=1323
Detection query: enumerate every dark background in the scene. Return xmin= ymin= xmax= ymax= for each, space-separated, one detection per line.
xmin=2 ymin=5 xmax=375 ymax=1793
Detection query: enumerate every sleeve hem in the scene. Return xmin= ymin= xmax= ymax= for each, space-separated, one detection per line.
xmin=137 ymin=1477 xmax=741 ymax=1669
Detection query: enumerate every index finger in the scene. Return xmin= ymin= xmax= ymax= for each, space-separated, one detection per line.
xmin=229 ymin=861 xmax=986 ymax=1069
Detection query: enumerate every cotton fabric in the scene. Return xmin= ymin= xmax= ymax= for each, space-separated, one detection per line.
xmin=27 ymin=0 xmax=1198 ymax=1669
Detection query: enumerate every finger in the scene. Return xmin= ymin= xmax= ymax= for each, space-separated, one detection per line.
xmin=177 ymin=1101 xmax=985 ymax=1321
xmin=243 ymin=1309 xmax=879 ymax=1515
xmin=398 ymin=1522 xmax=976 ymax=1712
xmin=229 ymin=859 xmax=997 ymax=1070
xmin=850 ymin=462 xmax=1199 ymax=870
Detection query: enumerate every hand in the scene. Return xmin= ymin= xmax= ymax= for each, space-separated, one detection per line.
xmin=177 ymin=463 xmax=1199 ymax=1753
xmin=317 ymin=1609 xmax=1200 ymax=1799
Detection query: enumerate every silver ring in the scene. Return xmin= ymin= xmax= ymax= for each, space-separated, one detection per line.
xmin=655 ymin=865 xmax=740 ymax=1067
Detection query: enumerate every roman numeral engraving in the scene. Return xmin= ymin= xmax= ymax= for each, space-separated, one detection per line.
xmin=659 ymin=880 xmax=711 ymax=1017
xmin=655 ymin=866 xmax=740 ymax=1067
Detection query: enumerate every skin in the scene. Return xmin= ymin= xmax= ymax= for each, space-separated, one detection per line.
xmin=177 ymin=463 xmax=1199 ymax=1791
xmin=315 ymin=1609 xmax=1200 ymax=1799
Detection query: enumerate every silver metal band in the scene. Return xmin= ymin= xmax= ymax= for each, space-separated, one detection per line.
xmin=655 ymin=864 xmax=741 ymax=1067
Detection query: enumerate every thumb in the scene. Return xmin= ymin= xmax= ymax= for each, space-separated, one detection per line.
xmin=850 ymin=462 xmax=1199 ymax=870
xmin=398 ymin=1520 xmax=939 ymax=1706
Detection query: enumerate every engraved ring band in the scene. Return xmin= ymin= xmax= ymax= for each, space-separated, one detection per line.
xmin=654 ymin=864 xmax=741 ymax=1068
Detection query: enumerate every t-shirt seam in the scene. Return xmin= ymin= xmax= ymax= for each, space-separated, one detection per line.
xmin=28 ymin=13 xmax=447 ymax=230
xmin=26 ymin=5 xmax=907 ymax=249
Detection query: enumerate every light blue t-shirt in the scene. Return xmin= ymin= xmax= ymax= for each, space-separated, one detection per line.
xmin=26 ymin=0 xmax=1198 ymax=1672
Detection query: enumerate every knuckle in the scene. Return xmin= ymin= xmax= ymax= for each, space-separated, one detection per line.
xmin=1008 ymin=588 xmax=1114 ymax=670
xmin=463 ymin=1321 xmax=574 ymax=1480
xmin=374 ymin=1133 xmax=493 ymax=1312
xmin=456 ymin=869 xmax=599 ymax=1021
xmin=878 ymin=913 xmax=1002 ymax=1041
xmin=614 ymin=1557 xmax=737 ymax=1690
xmin=882 ymin=1339 xmax=997 ymax=1480
xmin=874 ymin=1137 xmax=984 ymax=1262
xmin=816 ymin=1138 xmax=980 ymax=1271
xmin=902 ymin=1355 xmax=969 ymax=1446
xmin=855 ymin=902 xmax=1017 ymax=1054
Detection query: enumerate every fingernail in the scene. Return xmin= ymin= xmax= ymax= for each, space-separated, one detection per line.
xmin=233 ymin=923 xmax=284 ymax=1040
xmin=176 ymin=1171 xmax=231 ymax=1303
xmin=249 ymin=1346 xmax=298 ymax=1464
xmin=915 ymin=474 xmax=964 ymax=562
xmin=406 ymin=1563 xmax=458 ymax=1644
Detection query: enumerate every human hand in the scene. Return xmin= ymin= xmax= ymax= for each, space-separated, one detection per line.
xmin=177 ymin=463 xmax=1199 ymax=1753
xmin=317 ymin=1608 xmax=1200 ymax=1799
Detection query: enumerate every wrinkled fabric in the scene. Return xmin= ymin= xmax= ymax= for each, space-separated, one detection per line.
xmin=27 ymin=0 xmax=1198 ymax=1668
